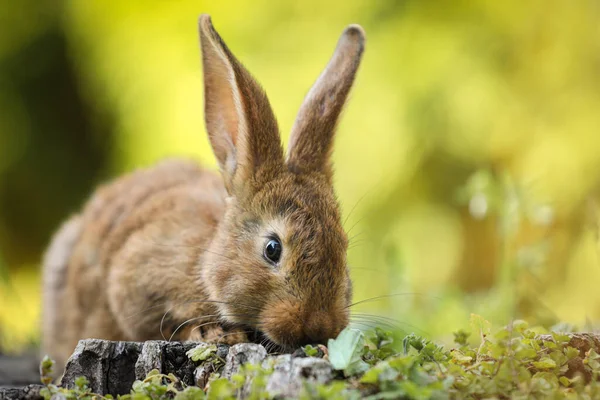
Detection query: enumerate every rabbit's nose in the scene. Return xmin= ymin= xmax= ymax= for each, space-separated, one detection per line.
xmin=300 ymin=311 xmax=336 ymax=344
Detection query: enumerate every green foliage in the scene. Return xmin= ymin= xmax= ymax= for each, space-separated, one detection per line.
xmin=300 ymin=380 xmax=361 ymax=400
xmin=40 ymin=373 xmax=102 ymax=400
xmin=204 ymin=362 xmax=274 ymax=400
xmin=302 ymin=344 xmax=319 ymax=357
xmin=328 ymin=328 xmax=369 ymax=376
xmin=127 ymin=369 xmax=190 ymax=399
xmin=186 ymin=343 xmax=218 ymax=362
xmin=39 ymin=318 xmax=600 ymax=399
xmin=39 ymin=355 xmax=54 ymax=385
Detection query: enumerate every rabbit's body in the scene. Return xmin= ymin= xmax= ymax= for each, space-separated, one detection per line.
xmin=42 ymin=15 xmax=365 ymax=373
xmin=43 ymin=160 xmax=231 ymax=368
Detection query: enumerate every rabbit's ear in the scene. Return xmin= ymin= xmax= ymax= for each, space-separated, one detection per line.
xmin=199 ymin=15 xmax=283 ymax=193
xmin=286 ymin=25 xmax=365 ymax=180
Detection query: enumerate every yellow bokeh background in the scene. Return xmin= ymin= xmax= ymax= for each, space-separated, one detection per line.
xmin=2 ymin=0 xmax=600 ymax=352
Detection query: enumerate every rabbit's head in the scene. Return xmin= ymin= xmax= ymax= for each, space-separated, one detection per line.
xmin=198 ymin=15 xmax=364 ymax=349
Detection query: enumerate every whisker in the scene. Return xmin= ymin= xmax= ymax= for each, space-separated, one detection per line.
xmin=346 ymin=292 xmax=442 ymax=309
xmin=125 ymin=302 xmax=171 ymax=320
xmin=348 ymin=231 xmax=365 ymax=244
xmin=266 ymin=340 xmax=278 ymax=354
xmin=348 ymin=321 xmax=376 ymax=330
xmin=350 ymin=316 xmax=430 ymax=336
xmin=347 ymin=243 xmax=366 ymax=251
xmin=351 ymin=313 xmax=403 ymax=324
xmin=343 ymin=191 xmax=370 ymax=229
xmin=187 ymin=314 xmax=262 ymax=334
xmin=350 ymin=319 xmax=398 ymax=331
xmin=350 ymin=315 xmax=397 ymax=327
xmin=160 ymin=304 xmax=176 ymax=340
xmin=189 ymin=320 xmax=222 ymax=334
xmin=159 ymin=299 xmax=262 ymax=340
xmin=129 ymin=298 xmax=263 ymax=321
xmin=350 ymin=316 xmax=400 ymax=330
xmin=347 ymin=322 xmax=370 ymax=331
xmin=169 ymin=316 xmax=207 ymax=342
xmin=348 ymin=266 xmax=385 ymax=273
xmin=260 ymin=337 xmax=268 ymax=349
xmin=168 ymin=313 xmax=224 ymax=338
xmin=346 ymin=216 xmax=366 ymax=237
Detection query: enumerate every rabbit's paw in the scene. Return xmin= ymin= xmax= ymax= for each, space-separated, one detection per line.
xmin=182 ymin=326 xmax=204 ymax=342
xmin=203 ymin=325 xmax=249 ymax=345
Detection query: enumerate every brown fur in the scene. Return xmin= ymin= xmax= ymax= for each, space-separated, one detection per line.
xmin=42 ymin=15 xmax=365 ymax=372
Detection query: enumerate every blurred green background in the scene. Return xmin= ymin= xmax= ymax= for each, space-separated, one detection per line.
xmin=2 ymin=0 xmax=600 ymax=353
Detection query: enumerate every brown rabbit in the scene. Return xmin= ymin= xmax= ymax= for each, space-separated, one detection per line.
xmin=42 ymin=14 xmax=365 ymax=371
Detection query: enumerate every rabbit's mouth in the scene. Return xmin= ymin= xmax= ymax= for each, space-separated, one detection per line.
xmin=222 ymin=319 xmax=297 ymax=353
xmin=235 ymin=325 xmax=293 ymax=354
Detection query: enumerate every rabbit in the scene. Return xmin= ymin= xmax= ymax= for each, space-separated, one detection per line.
xmin=42 ymin=14 xmax=365 ymax=372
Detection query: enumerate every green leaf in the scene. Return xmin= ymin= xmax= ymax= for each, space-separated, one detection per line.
xmin=494 ymin=328 xmax=510 ymax=340
xmin=167 ymin=373 xmax=179 ymax=382
xmin=74 ymin=376 xmax=89 ymax=389
xmin=373 ymin=327 xmax=394 ymax=348
xmin=39 ymin=355 xmax=55 ymax=385
xmin=559 ymin=376 xmax=571 ymax=387
xmin=360 ymin=360 xmax=400 ymax=385
xmin=231 ymin=373 xmax=245 ymax=386
xmin=564 ymin=346 xmax=580 ymax=360
xmin=469 ymin=314 xmax=491 ymax=338
xmin=450 ymin=350 xmax=472 ymax=364
xmin=550 ymin=332 xmax=571 ymax=344
xmin=187 ymin=343 xmax=218 ymax=362
xmin=511 ymin=319 xmax=529 ymax=334
xmin=328 ymin=327 xmax=369 ymax=376
xmin=303 ymin=344 xmax=319 ymax=357
xmin=544 ymin=340 xmax=557 ymax=349
xmin=207 ymin=377 xmax=236 ymax=400
xmin=131 ymin=380 xmax=145 ymax=393
xmin=146 ymin=369 xmax=160 ymax=377
xmin=452 ymin=330 xmax=470 ymax=346
xmin=514 ymin=347 xmax=537 ymax=360
xmin=360 ymin=367 xmax=381 ymax=384
xmin=39 ymin=387 xmax=51 ymax=400
xmin=532 ymin=357 xmax=557 ymax=370
xmin=175 ymin=386 xmax=206 ymax=399
xmin=523 ymin=329 xmax=536 ymax=339
xmin=584 ymin=349 xmax=600 ymax=369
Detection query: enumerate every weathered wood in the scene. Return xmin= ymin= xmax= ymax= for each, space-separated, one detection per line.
xmin=0 ymin=384 xmax=43 ymax=400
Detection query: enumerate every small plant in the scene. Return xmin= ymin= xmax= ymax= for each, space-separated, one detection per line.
xmin=302 ymin=344 xmax=319 ymax=357
xmin=186 ymin=343 xmax=218 ymax=363
xmin=327 ymin=328 xmax=369 ymax=376
xmin=39 ymin=316 xmax=600 ymax=399
xmin=40 ymin=369 xmax=104 ymax=400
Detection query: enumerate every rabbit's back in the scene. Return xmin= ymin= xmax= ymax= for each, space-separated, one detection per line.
xmin=42 ymin=159 xmax=227 ymax=368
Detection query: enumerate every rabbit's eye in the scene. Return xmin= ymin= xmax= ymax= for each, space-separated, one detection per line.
xmin=264 ymin=238 xmax=282 ymax=264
